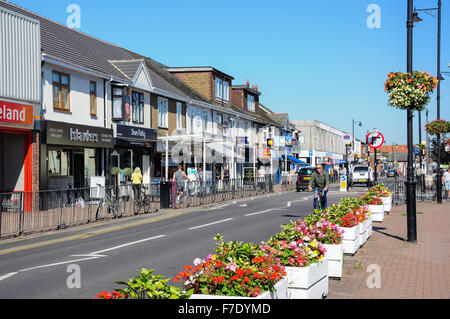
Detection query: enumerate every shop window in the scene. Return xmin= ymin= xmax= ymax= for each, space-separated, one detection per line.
xmin=132 ymin=91 xmax=144 ymax=124
xmin=90 ymin=81 xmax=97 ymax=116
xmin=52 ymin=71 xmax=70 ymax=111
xmin=48 ymin=149 xmax=72 ymax=176
xmin=112 ymin=86 xmax=124 ymax=121
xmin=84 ymin=149 xmax=97 ymax=186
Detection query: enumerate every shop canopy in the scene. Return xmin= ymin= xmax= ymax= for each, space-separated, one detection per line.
xmin=284 ymin=155 xmax=307 ymax=164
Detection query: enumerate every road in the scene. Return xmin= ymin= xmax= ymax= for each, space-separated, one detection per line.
xmin=0 ymin=185 xmax=369 ymax=299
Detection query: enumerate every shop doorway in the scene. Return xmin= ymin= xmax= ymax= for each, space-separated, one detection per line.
xmin=73 ymin=152 xmax=84 ymax=189
xmin=0 ymin=131 xmax=26 ymax=193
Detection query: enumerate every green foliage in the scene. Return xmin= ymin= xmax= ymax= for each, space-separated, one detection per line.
xmin=123 ymin=167 xmax=133 ymax=177
xmin=111 ymin=167 xmax=121 ymax=175
xmin=114 ymin=268 xmax=193 ymax=299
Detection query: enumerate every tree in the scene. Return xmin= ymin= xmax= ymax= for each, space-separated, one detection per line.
xmin=430 ymin=134 xmax=450 ymax=165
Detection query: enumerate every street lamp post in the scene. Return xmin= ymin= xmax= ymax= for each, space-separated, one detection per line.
xmin=406 ymin=0 xmax=417 ymax=243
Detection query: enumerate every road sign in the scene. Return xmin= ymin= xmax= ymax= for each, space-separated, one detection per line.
xmin=309 ymin=150 xmax=313 ymax=157
xmin=366 ymin=131 xmax=384 ymax=149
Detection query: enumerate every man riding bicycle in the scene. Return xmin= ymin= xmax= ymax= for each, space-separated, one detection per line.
xmin=308 ymin=164 xmax=329 ymax=210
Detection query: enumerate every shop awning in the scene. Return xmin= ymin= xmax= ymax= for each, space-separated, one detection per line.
xmin=285 ymin=155 xmax=306 ymax=164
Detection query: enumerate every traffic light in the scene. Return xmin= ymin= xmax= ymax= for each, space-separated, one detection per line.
xmin=267 ymin=138 xmax=273 ymax=148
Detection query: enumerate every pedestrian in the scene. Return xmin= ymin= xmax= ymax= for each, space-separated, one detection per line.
xmin=131 ymin=167 xmax=143 ymax=201
xmin=308 ymin=164 xmax=329 ymax=210
xmin=258 ymin=165 xmax=266 ymax=190
xmin=443 ymin=167 xmax=450 ymax=200
xmin=173 ymin=164 xmax=191 ymax=207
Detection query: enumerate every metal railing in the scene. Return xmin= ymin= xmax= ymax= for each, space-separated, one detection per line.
xmin=170 ymin=176 xmax=275 ymax=209
xmin=0 ymin=177 xmax=277 ymax=239
xmin=383 ymin=176 xmax=445 ymax=206
xmin=0 ymin=183 xmax=160 ymax=239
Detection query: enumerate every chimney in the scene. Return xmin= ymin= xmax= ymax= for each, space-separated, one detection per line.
xmin=246 ymin=79 xmax=249 ymax=87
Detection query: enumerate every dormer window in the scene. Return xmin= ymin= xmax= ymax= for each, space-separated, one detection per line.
xmin=215 ymin=78 xmax=229 ymax=102
xmin=247 ymin=94 xmax=255 ymax=112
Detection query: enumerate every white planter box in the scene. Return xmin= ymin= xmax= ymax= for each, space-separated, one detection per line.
xmin=369 ymin=204 xmax=384 ymax=222
xmin=190 ymin=276 xmax=289 ymax=299
xmin=358 ymin=222 xmax=367 ymax=247
xmin=382 ymin=197 xmax=392 ymax=212
xmin=341 ymin=225 xmax=359 ymax=255
xmin=367 ymin=215 xmax=372 ymax=237
xmin=285 ymin=258 xmax=328 ymax=299
xmin=323 ymin=243 xmax=343 ymax=278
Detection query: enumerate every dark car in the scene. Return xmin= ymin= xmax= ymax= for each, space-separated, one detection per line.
xmin=387 ymin=169 xmax=398 ymax=178
xmin=296 ymin=167 xmax=316 ymax=192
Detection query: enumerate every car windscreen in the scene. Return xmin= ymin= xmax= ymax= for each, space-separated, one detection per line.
xmin=353 ymin=167 xmax=369 ymax=173
xmin=299 ymin=168 xmax=315 ymax=175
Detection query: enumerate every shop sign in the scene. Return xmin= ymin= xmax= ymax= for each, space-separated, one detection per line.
xmin=43 ymin=120 xmax=114 ymax=148
xmin=0 ymin=100 xmax=34 ymax=128
xmin=115 ymin=124 xmax=157 ymax=142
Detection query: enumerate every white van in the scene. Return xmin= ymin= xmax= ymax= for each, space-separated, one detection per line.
xmin=350 ymin=165 xmax=374 ymax=187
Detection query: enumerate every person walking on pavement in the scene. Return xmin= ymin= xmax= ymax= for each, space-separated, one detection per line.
xmin=173 ymin=164 xmax=190 ymax=207
xmin=308 ymin=164 xmax=330 ymax=210
xmin=443 ymin=167 xmax=450 ymax=200
xmin=132 ymin=167 xmax=143 ymax=201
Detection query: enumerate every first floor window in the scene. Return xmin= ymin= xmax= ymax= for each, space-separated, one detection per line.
xmin=52 ymin=71 xmax=70 ymax=111
xmin=132 ymin=91 xmax=144 ymax=124
xmin=90 ymin=81 xmax=97 ymax=116
xmin=176 ymin=102 xmax=182 ymax=129
xmin=112 ymin=86 xmax=124 ymax=120
xmin=158 ymin=97 xmax=168 ymax=128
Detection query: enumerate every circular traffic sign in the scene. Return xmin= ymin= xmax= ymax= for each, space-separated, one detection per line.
xmin=366 ymin=131 xmax=384 ymax=149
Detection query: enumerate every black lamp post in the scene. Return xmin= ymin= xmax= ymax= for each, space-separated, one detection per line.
xmin=414 ymin=0 xmax=442 ymax=204
xmin=406 ymin=0 xmax=417 ymax=243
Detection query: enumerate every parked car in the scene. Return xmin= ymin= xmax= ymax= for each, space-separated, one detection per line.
xmin=296 ymin=166 xmax=316 ymax=192
xmin=350 ymin=165 xmax=374 ymax=187
xmin=387 ymin=169 xmax=398 ymax=178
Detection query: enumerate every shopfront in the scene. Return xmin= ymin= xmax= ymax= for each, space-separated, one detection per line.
xmin=40 ymin=120 xmax=114 ymax=190
xmin=0 ymin=99 xmax=36 ymax=193
xmin=113 ymin=124 xmax=157 ymax=185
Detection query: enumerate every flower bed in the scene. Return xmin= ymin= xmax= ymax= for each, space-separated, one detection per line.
xmin=95 ymin=185 xmax=394 ymax=299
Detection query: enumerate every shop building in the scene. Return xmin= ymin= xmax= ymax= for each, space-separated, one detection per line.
xmin=0 ymin=6 xmax=41 ymax=195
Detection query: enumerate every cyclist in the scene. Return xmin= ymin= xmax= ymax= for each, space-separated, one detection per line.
xmin=308 ymin=164 xmax=329 ymax=210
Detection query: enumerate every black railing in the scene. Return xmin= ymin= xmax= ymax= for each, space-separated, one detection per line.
xmin=0 ymin=177 xmax=277 ymax=239
xmin=383 ymin=176 xmax=445 ymax=206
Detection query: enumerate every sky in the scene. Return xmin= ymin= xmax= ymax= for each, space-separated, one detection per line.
xmin=9 ymin=0 xmax=450 ymax=146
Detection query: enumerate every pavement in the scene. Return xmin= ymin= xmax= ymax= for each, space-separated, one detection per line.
xmin=328 ymin=200 xmax=450 ymax=299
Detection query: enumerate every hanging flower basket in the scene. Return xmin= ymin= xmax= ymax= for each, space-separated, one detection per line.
xmin=384 ymin=71 xmax=438 ymax=111
xmin=425 ymin=119 xmax=450 ymax=135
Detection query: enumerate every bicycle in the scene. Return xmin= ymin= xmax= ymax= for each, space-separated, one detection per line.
xmin=313 ymin=187 xmax=326 ymax=211
xmin=96 ymin=185 xmax=124 ymax=219
xmin=133 ymin=185 xmax=151 ymax=215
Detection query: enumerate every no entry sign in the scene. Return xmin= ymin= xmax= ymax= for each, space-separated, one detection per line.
xmin=366 ymin=131 xmax=384 ymax=149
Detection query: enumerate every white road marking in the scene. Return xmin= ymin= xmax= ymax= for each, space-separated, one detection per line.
xmin=90 ymin=235 xmax=166 ymax=255
xmin=188 ymin=218 xmax=233 ymax=230
xmin=245 ymin=208 xmax=285 ymax=217
xmin=18 ymin=256 xmax=103 ymax=272
xmin=0 ymin=272 xmax=18 ymax=281
xmin=239 ymin=204 xmax=248 ymax=207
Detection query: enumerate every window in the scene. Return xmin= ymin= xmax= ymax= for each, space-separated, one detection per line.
xmin=158 ymin=97 xmax=168 ymax=128
xmin=52 ymin=71 xmax=70 ymax=111
xmin=48 ymin=149 xmax=72 ymax=176
xmin=176 ymin=102 xmax=182 ymax=129
xmin=90 ymin=81 xmax=97 ymax=116
xmin=132 ymin=91 xmax=144 ymax=124
xmin=112 ymin=86 xmax=124 ymax=120
xmin=247 ymin=94 xmax=255 ymax=112
xmin=215 ymin=113 xmax=223 ymax=134
xmin=215 ymin=78 xmax=230 ymax=102
xmin=202 ymin=111 xmax=208 ymax=133
xmin=215 ymin=78 xmax=222 ymax=100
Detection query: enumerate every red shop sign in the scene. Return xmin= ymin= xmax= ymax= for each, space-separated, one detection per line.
xmin=0 ymin=100 xmax=34 ymax=127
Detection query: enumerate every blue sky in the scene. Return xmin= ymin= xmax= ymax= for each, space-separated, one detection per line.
xmin=11 ymin=0 xmax=449 ymax=145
